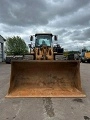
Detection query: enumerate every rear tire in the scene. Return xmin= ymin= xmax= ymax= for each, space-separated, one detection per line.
xmin=5 ymin=58 xmax=11 ymax=64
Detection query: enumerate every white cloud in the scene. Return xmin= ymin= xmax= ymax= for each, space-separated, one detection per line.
xmin=0 ymin=0 xmax=90 ymax=50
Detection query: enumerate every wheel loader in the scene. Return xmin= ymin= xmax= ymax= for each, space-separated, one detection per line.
xmin=6 ymin=33 xmax=86 ymax=97
xmin=80 ymin=48 xmax=90 ymax=63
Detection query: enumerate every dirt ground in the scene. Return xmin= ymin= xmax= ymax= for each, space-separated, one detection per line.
xmin=0 ymin=62 xmax=90 ymax=120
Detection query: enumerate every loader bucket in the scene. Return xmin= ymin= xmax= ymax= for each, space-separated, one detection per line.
xmin=6 ymin=60 xmax=86 ymax=97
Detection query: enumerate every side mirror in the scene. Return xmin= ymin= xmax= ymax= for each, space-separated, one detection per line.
xmin=28 ymin=44 xmax=32 ymax=48
xmin=30 ymin=36 xmax=33 ymax=41
xmin=54 ymin=35 xmax=57 ymax=41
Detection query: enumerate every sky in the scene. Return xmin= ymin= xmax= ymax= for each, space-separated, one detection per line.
xmin=0 ymin=0 xmax=90 ymax=51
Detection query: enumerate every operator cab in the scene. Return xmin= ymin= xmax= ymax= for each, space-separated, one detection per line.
xmin=80 ymin=48 xmax=87 ymax=57
xmin=35 ymin=33 xmax=53 ymax=47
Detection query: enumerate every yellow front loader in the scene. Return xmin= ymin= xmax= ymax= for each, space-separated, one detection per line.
xmin=6 ymin=33 xmax=85 ymax=97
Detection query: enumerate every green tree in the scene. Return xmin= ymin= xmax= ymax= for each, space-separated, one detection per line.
xmin=5 ymin=36 xmax=29 ymax=55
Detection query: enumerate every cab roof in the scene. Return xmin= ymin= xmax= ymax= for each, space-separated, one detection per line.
xmin=35 ymin=33 xmax=53 ymax=37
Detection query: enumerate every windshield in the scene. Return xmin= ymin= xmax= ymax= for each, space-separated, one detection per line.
xmin=35 ymin=35 xmax=52 ymax=47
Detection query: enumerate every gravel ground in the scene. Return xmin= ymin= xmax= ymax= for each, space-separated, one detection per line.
xmin=0 ymin=62 xmax=90 ymax=120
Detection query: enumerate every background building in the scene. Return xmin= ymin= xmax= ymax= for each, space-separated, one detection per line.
xmin=0 ymin=35 xmax=6 ymax=62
